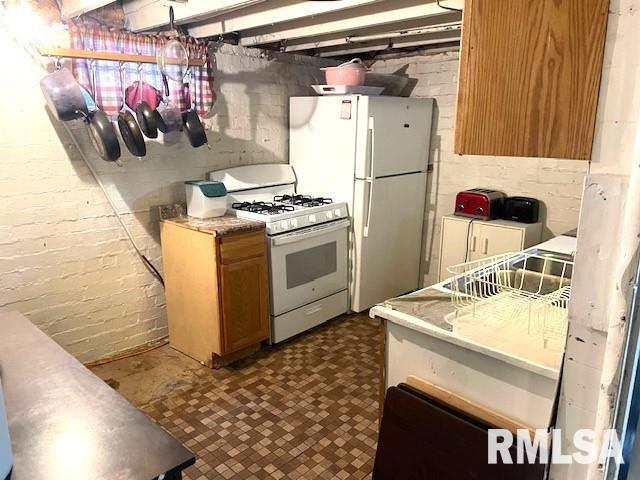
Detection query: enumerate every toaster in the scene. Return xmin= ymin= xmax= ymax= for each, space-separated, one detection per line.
xmin=454 ymin=188 xmax=505 ymax=220
xmin=502 ymin=196 xmax=540 ymax=223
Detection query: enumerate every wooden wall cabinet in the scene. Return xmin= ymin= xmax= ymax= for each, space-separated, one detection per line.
xmin=160 ymin=222 xmax=269 ymax=367
xmin=438 ymin=215 xmax=542 ymax=281
xmin=454 ymin=0 xmax=609 ymax=160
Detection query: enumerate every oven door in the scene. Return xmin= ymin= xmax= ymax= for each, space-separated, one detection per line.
xmin=269 ymin=219 xmax=349 ymax=316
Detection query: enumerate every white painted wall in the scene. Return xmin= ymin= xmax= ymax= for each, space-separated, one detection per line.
xmin=552 ymin=0 xmax=640 ymax=478
xmin=370 ymin=51 xmax=589 ymax=286
xmin=0 ymin=27 xmax=331 ymax=363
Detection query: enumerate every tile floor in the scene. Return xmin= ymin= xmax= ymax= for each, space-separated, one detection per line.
xmin=92 ymin=313 xmax=381 ymax=479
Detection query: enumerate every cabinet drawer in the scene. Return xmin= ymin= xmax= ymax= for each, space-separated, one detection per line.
xmin=219 ymin=230 xmax=266 ymax=264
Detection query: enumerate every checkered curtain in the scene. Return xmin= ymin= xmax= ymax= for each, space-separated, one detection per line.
xmin=68 ymin=22 xmax=216 ymax=118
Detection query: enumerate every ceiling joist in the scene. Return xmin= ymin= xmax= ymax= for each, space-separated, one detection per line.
xmin=60 ymin=0 xmax=117 ymax=20
xmin=123 ymin=0 xmax=265 ymax=32
xmin=187 ymin=0 xmax=384 ymax=39
xmin=237 ymin=0 xmax=461 ymax=47
xmin=118 ymin=0 xmax=463 ymax=57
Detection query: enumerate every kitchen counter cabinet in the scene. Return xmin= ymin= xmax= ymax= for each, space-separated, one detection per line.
xmin=439 ymin=215 xmax=542 ymax=282
xmin=160 ymin=219 xmax=269 ymax=367
xmin=454 ymin=0 xmax=609 ymax=159
xmin=163 ymin=213 xmax=264 ymax=237
xmin=372 ymin=283 xmax=563 ymax=428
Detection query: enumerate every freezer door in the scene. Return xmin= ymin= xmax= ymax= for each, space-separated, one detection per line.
xmin=355 ymin=97 xmax=433 ymax=179
xmin=289 ymin=96 xmax=359 ymax=206
xmin=351 ymin=172 xmax=427 ymax=312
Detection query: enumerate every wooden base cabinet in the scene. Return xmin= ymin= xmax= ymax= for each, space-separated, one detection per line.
xmin=160 ymin=222 xmax=269 ymax=367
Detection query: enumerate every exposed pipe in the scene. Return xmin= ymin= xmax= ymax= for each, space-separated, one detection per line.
xmin=346 ymin=22 xmax=461 ymax=44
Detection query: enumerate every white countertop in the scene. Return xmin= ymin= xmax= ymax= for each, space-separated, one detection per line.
xmin=370 ymin=234 xmax=576 ymax=380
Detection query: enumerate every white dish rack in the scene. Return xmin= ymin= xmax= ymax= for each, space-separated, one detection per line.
xmin=444 ymin=252 xmax=572 ymax=363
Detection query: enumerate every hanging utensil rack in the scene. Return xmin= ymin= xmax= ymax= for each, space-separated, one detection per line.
xmin=38 ymin=46 xmax=206 ymax=67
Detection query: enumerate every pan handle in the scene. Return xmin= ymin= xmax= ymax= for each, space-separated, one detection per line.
xmin=169 ymin=6 xmax=175 ymax=31
xmin=162 ymin=73 xmax=169 ymax=97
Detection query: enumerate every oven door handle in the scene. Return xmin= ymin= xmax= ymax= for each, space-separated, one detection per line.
xmin=271 ymin=219 xmax=351 ymax=246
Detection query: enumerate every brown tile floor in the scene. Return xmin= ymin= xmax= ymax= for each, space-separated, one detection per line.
xmin=92 ymin=313 xmax=380 ymax=479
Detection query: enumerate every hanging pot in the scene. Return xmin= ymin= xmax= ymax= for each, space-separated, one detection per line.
xmin=40 ymin=64 xmax=89 ymax=121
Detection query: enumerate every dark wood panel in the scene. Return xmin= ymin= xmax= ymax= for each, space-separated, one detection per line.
xmin=454 ymin=0 xmax=609 ymax=160
xmin=373 ymin=384 xmax=545 ymax=480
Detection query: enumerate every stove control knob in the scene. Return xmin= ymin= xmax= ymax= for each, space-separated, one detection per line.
xmin=309 ymin=214 xmax=317 ymax=223
xmin=280 ymin=220 xmax=289 ymax=229
xmin=334 ymin=209 xmax=342 ymax=217
xmin=326 ymin=211 xmax=333 ymax=219
xmin=290 ymin=218 xmax=298 ymax=228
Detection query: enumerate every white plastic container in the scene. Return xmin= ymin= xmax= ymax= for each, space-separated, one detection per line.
xmin=0 ymin=382 xmax=12 ymax=480
xmin=185 ymin=180 xmax=228 ymax=219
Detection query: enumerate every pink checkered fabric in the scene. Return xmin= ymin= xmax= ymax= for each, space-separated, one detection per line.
xmin=68 ymin=24 xmax=216 ymax=117
xmin=193 ymin=43 xmax=217 ymax=117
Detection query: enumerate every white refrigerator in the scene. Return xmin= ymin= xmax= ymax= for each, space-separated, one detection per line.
xmin=290 ymin=95 xmax=433 ymax=312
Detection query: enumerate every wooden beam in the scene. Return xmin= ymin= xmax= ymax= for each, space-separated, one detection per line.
xmin=39 ymin=46 xmax=205 ymax=66
xmin=238 ymin=0 xmax=460 ymax=46
xmin=187 ymin=0 xmax=383 ymax=39
xmin=122 ymin=0 xmax=265 ymax=32
xmin=60 ymin=0 xmax=116 ymax=20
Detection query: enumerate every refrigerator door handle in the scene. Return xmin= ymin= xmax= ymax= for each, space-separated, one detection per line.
xmin=363 ymin=117 xmax=375 ymax=238
xmin=367 ymin=116 xmax=375 ymax=178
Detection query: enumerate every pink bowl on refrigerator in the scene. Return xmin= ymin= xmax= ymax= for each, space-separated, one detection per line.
xmin=321 ymin=58 xmax=368 ymax=86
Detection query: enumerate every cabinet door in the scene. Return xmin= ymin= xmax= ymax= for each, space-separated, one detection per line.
xmin=475 ymin=224 xmax=524 ymax=259
xmin=455 ymin=0 xmax=608 ymax=159
xmin=219 ymin=255 xmax=269 ymax=354
xmin=439 ymin=216 xmax=473 ymax=281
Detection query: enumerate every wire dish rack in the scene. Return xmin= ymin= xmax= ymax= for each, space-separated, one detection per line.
xmin=444 ymin=252 xmax=573 ymax=358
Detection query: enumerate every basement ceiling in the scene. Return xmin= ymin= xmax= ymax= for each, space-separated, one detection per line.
xmin=114 ymin=0 xmax=463 ymax=57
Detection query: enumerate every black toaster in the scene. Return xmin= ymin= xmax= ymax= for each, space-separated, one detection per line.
xmin=502 ymin=196 xmax=540 ymax=223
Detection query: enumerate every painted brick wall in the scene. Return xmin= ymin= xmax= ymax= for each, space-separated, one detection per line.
xmin=371 ymin=51 xmax=589 ymax=286
xmin=0 ymin=28 xmax=332 ymax=363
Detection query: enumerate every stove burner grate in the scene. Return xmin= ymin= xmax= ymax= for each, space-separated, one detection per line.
xmin=274 ymin=194 xmax=333 ymax=207
xmin=231 ymin=201 xmax=295 ymax=215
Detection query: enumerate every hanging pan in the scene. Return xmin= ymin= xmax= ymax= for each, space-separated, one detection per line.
xmin=83 ymin=60 xmax=121 ymax=163
xmin=133 ymin=64 xmax=158 ymax=139
xmin=40 ymin=60 xmax=88 ymax=121
xmin=182 ymin=72 xmax=208 ymax=148
xmin=117 ymin=64 xmax=146 ymax=157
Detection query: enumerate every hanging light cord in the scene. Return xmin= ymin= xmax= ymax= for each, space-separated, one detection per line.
xmin=62 ymin=122 xmax=165 ymax=288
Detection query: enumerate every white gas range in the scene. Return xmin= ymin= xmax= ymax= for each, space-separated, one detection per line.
xmin=210 ymin=164 xmax=350 ymax=343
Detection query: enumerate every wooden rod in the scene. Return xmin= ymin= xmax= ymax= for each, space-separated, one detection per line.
xmin=39 ymin=46 xmax=205 ymax=67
